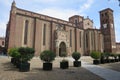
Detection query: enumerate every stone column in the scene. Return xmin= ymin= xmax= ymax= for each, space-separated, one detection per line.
xmin=56 ymin=47 xmax=59 ymax=56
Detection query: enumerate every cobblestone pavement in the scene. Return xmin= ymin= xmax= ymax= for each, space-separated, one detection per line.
xmin=0 ymin=56 xmax=105 ymax=80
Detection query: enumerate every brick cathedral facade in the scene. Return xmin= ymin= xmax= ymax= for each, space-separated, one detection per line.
xmin=5 ymin=1 xmax=119 ymax=56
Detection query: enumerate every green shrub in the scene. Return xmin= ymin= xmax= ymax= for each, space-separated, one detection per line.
xmin=72 ymin=52 xmax=81 ymax=61
xmin=40 ymin=50 xmax=56 ymax=63
xmin=8 ymin=48 xmax=20 ymax=58
xmin=18 ymin=47 xmax=35 ymax=62
xmin=104 ymin=52 xmax=110 ymax=59
xmin=101 ymin=53 xmax=105 ymax=59
xmin=90 ymin=51 xmax=101 ymax=60
xmin=118 ymin=54 xmax=120 ymax=57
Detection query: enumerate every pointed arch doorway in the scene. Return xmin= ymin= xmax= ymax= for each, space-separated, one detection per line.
xmin=59 ymin=42 xmax=66 ymax=57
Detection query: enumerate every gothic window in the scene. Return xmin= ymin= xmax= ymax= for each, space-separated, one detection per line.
xmin=43 ymin=24 xmax=46 ymax=45
xmin=91 ymin=32 xmax=93 ymax=48
xmin=24 ymin=20 xmax=29 ymax=45
xmin=75 ymin=20 xmax=78 ymax=26
xmin=79 ymin=31 xmax=81 ymax=47
xmin=105 ymin=12 xmax=107 ymax=16
xmin=86 ymin=33 xmax=88 ymax=48
xmin=70 ymin=29 xmax=72 ymax=47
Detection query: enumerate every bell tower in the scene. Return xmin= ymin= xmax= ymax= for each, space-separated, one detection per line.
xmin=100 ymin=8 xmax=116 ymax=53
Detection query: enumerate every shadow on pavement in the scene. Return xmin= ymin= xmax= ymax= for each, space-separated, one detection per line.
xmin=1 ymin=62 xmax=18 ymax=71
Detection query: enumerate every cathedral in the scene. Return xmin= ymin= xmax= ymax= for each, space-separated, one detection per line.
xmin=5 ymin=1 xmax=118 ymax=56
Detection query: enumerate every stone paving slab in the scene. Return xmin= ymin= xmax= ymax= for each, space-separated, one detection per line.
xmin=82 ymin=62 xmax=120 ymax=80
xmin=67 ymin=56 xmax=120 ymax=80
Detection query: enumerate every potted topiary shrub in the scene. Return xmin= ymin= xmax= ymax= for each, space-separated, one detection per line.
xmin=8 ymin=48 xmax=20 ymax=66
xmin=100 ymin=53 xmax=105 ymax=64
xmin=110 ymin=53 xmax=115 ymax=63
xmin=113 ymin=54 xmax=119 ymax=62
xmin=104 ymin=52 xmax=110 ymax=63
xmin=18 ymin=47 xmax=35 ymax=72
xmin=60 ymin=52 xmax=69 ymax=69
xmin=72 ymin=52 xmax=81 ymax=67
xmin=90 ymin=51 xmax=101 ymax=65
xmin=118 ymin=54 xmax=120 ymax=61
xmin=40 ymin=50 xmax=56 ymax=70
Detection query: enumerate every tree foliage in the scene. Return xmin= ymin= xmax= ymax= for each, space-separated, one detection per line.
xmin=90 ymin=51 xmax=101 ymax=60
xmin=72 ymin=52 xmax=81 ymax=61
xmin=40 ymin=50 xmax=56 ymax=62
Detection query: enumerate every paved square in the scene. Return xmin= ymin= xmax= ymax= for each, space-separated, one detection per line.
xmin=0 ymin=56 xmax=120 ymax=80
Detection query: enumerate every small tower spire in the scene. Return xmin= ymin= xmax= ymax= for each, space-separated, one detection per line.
xmin=12 ymin=0 xmax=16 ymax=7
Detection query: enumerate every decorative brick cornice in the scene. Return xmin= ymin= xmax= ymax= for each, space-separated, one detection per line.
xmin=16 ymin=7 xmax=76 ymax=27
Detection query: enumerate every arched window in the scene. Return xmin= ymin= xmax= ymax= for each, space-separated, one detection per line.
xmin=75 ymin=20 xmax=78 ymax=26
xmin=24 ymin=20 xmax=29 ymax=45
xmin=79 ymin=31 xmax=81 ymax=47
xmin=70 ymin=29 xmax=72 ymax=47
xmin=86 ymin=33 xmax=88 ymax=48
xmin=43 ymin=24 xmax=46 ymax=45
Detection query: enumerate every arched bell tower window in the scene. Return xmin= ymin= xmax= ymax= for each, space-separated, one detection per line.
xmin=24 ymin=20 xmax=29 ymax=45
xmin=75 ymin=19 xmax=78 ymax=26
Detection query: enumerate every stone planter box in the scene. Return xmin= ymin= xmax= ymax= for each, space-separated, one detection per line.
xmin=93 ymin=60 xmax=100 ymax=65
xmin=73 ymin=61 xmax=81 ymax=67
xmin=19 ymin=62 xmax=30 ymax=72
xmin=60 ymin=61 xmax=69 ymax=69
xmin=43 ymin=63 xmax=52 ymax=71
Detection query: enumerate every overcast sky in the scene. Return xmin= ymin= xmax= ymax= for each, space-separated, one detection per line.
xmin=0 ymin=0 xmax=120 ymax=42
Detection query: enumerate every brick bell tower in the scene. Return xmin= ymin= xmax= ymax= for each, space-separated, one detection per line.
xmin=100 ymin=8 xmax=116 ymax=53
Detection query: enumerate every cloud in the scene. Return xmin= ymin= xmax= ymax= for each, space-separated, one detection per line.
xmin=79 ymin=0 xmax=94 ymax=12
xmin=0 ymin=0 xmax=94 ymax=35
xmin=115 ymin=14 xmax=120 ymax=42
xmin=34 ymin=0 xmax=58 ymax=3
xmin=36 ymin=0 xmax=95 ymax=21
xmin=38 ymin=8 xmax=84 ymax=21
xmin=0 ymin=0 xmax=11 ymax=6
xmin=0 ymin=22 xmax=6 ymax=37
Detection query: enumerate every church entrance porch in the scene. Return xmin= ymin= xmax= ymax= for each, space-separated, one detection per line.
xmin=54 ymin=24 xmax=70 ymax=56
xmin=59 ymin=42 xmax=66 ymax=57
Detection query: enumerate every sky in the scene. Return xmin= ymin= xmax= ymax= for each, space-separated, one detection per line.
xmin=0 ymin=0 xmax=120 ymax=42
